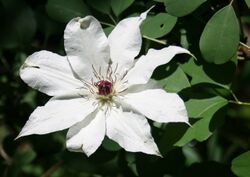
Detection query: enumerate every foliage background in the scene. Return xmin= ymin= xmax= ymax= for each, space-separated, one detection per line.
xmin=0 ymin=0 xmax=250 ymax=176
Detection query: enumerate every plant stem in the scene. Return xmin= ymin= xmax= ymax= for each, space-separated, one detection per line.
xmin=100 ymin=21 xmax=115 ymax=27
xmin=108 ymin=14 xmax=117 ymax=25
xmin=142 ymin=35 xmax=167 ymax=45
xmin=228 ymin=100 xmax=250 ymax=106
xmin=228 ymin=90 xmax=250 ymax=106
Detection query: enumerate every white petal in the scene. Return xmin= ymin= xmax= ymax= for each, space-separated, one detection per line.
xmin=108 ymin=9 xmax=150 ymax=72
xmin=125 ymin=46 xmax=191 ymax=87
xmin=16 ymin=98 xmax=96 ymax=139
xmin=66 ymin=109 xmax=106 ymax=156
xmin=122 ymin=89 xmax=189 ymax=124
xmin=122 ymin=79 xmax=161 ymax=95
xmin=106 ymin=107 xmax=161 ymax=156
xmin=64 ymin=16 xmax=110 ymax=79
xmin=20 ymin=51 xmax=82 ymax=96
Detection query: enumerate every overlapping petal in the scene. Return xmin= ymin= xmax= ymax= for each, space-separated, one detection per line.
xmin=66 ymin=109 xmax=106 ymax=156
xmin=16 ymin=97 xmax=96 ymax=139
xmin=124 ymin=46 xmax=191 ymax=87
xmin=108 ymin=9 xmax=150 ymax=72
xmin=122 ymin=89 xmax=189 ymax=124
xmin=20 ymin=51 xmax=82 ymax=96
xmin=64 ymin=16 xmax=110 ymax=79
xmin=106 ymin=107 xmax=161 ymax=156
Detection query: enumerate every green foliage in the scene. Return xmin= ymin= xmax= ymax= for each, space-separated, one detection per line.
xmin=86 ymin=0 xmax=111 ymax=14
xmin=199 ymin=5 xmax=240 ymax=64
xmin=46 ymin=0 xmax=90 ymax=23
xmin=163 ymin=0 xmax=207 ymax=17
xmin=231 ymin=151 xmax=250 ymax=177
xmin=1 ymin=0 xmax=250 ymax=176
xmin=141 ymin=13 xmax=177 ymax=38
xmin=110 ymin=0 xmax=135 ymax=16
xmin=244 ymin=0 xmax=250 ymax=9
xmin=176 ymin=96 xmax=228 ymax=146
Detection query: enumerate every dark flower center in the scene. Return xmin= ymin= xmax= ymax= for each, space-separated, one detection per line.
xmin=95 ymin=80 xmax=113 ymax=96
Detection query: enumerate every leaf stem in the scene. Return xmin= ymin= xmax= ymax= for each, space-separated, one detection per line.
xmin=100 ymin=21 xmax=115 ymax=27
xmin=229 ymin=0 xmax=234 ymax=5
xmin=228 ymin=90 xmax=250 ymax=106
xmin=228 ymin=100 xmax=250 ymax=106
xmin=142 ymin=35 xmax=167 ymax=45
xmin=230 ymin=90 xmax=239 ymax=102
xmin=108 ymin=14 xmax=117 ymax=25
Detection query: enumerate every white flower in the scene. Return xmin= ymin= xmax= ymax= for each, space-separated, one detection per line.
xmin=17 ymin=9 xmax=190 ymax=157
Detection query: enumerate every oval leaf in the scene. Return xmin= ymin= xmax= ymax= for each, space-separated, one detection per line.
xmin=232 ymin=151 xmax=250 ymax=177
xmin=86 ymin=0 xmax=111 ymax=14
xmin=46 ymin=0 xmax=90 ymax=23
xmin=244 ymin=0 xmax=250 ymax=9
xmin=164 ymin=0 xmax=207 ymax=17
xmin=199 ymin=5 xmax=240 ymax=64
xmin=111 ymin=0 xmax=134 ymax=16
xmin=141 ymin=13 xmax=177 ymax=38
xmin=158 ymin=66 xmax=191 ymax=92
xmin=176 ymin=96 xmax=228 ymax=146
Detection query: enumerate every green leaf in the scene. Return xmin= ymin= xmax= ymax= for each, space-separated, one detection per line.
xmin=231 ymin=151 xmax=250 ymax=177
xmin=46 ymin=0 xmax=90 ymax=23
xmin=244 ymin=0 xmax=250 ymax=9
xmin=199 ymin=5 xmax=240 ymax=64
xmin=181 ymin=58 xmax=236 ymax=88
xmin=185 ymin=96 xmax=227 ymax=118
xmin=153 ymin=0 xmax=165 ymax=2
xmin=102 ymin=137 xmax=121 ymax=151
xmin=141 ymin=13 xmax=177 ymax=38
xmin=176 ymin=96 xmax=228 ymax=146
xmin=111 ymin=0 xmax=134 ymax=16
xmin=103 ymin=26 xmax=114 ymax=36
xmin=164 ymin=0 xmax=207 ymax=17
xmin=86 ymin=0 xmax=111 ymax=14
xmin=159 ymin=66 xmax=191 ymax=92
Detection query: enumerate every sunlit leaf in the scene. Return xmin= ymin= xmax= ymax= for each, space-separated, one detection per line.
xmin=176 ymin=96 xmax=228 ymax=146
xmin=141 ymin=13 xmax=177 ymax=38
xmin=231 ymin=151 xmax=250 ymax=177
xmin=199 ymin=5 xmax=240 ymax=64
xmin=159 ymin=66 xmax=191 ymax=92
xmin=185 ymin=96 xmax=227 ymax=118
xmin=181 ymin=58 xmax=236 ymax=88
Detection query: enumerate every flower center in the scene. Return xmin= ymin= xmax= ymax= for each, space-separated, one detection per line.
xmin=95 ymin=80 xmax=113 ymax=96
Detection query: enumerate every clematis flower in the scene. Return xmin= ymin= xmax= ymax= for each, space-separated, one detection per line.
xmin=17 ymin=9 xmax=190 ymax=157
